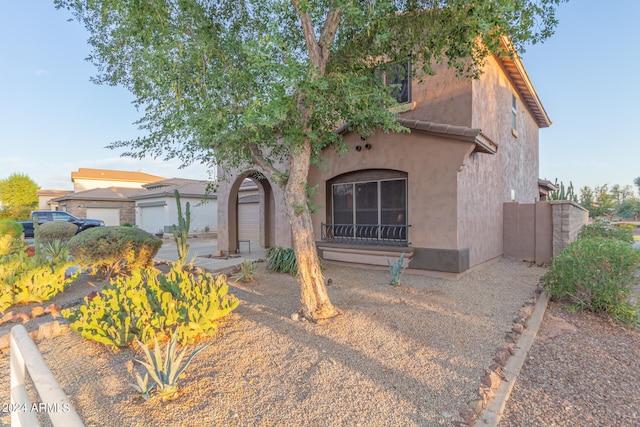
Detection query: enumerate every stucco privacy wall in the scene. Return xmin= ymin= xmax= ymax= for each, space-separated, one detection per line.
xmin=457 ymin=56 xmax=541 ymax=267
xmin=551 ymin=200 xmax=589 ymax=256
xmin=216 ymin=167 xmax=292 ymax=254
xmin=308 ymin=129 xmax=474 ymax=259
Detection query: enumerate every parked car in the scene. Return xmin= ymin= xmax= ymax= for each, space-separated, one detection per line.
xmin=18 ymin=211 xmax=105 ymax=238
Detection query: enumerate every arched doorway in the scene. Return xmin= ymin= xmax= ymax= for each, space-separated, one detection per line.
xmin=226 ymin=171 xmax=276 ymax=253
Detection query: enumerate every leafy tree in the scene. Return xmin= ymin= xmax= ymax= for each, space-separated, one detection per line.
xmin=0 ymin=173 xmax=39 ymax=220
xmin=635 ymin=177 xmax=640 ymax=195
xmin=56 ymin=0 xmax=564 ymax=321
xmin=616 ymin=198 xmax=640 ymax=221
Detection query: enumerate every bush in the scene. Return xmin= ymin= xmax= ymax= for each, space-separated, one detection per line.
xmin=68 ymin=226 xmax=162 ymax=278
xmin=0 ymin=220 xmax=24 ymax=239
xmin=37 ymin=221 xmax=78 ymax=244
xmin=0 ymin=235 xmax=28 ymax=257
xmin=578 ymin=219 xmax=634 ymax=244
xmin=63 ymin=264 xmax=239 ymax=348
xmin=542 ymin=237 xmax=640 ymax=326
xmin=266 ymin=247 xmax=298 ymax=275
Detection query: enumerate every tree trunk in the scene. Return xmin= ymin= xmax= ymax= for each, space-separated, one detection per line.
xmin=284 ymin=141 xmax=340 ymax=322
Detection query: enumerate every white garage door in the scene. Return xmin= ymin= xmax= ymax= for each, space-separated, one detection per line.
xmin=86 ymin=208 xmax=120 ymax=226
xmin=238 ymin=202 xmax=259 ymax=241
xmin=140 ymin=206 xmax=167 ymax=234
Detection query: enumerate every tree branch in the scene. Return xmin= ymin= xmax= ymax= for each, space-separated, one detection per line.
xmin=246 ymin=142 xmax=281 ymax=180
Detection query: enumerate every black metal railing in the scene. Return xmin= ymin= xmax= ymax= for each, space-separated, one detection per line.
xmin=321 ymin=223 xmax=409 ymax=246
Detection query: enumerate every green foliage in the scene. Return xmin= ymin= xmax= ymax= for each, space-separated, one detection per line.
xmin=234 ymin=259 xmax=256 ymax=283
xmin=41 ymin=239 xmax=70 ymax=264
xmin=542 ymin=237 xmax=640 ymax=326
xmin=0 ymin=173 xmax=38 ymax=220
xmin=133 ymin=330 xmax=208 ymax=401
xmin=68 ymin=226 xmax=162 ymax=279
xmin=63 ymin=264 xmax=239 ymax=348
xmin=37 ymin=221 xmax=78 ymax=244
xmin=0 ymin=253 xmax=79 ymax=313
xmin=616 ymin=198 xmax=640 ymax=220
xmin=0 ymin=235 xmax=28 ymax=257
xmin=578 ymin=219 xmax=634 ymax=244
xmin=386 ymin=252 xmax=407 ymax=286
xmin=0 ymin=220 xmax=24 ymax=239
xmin=172 ymin=190 xmax=191 ymax=265
xmin=266 ymin=247 xmax=298 ymax=276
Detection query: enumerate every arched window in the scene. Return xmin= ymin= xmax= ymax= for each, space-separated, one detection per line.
xmin=324 ymin=170 xmax=408 ymax=246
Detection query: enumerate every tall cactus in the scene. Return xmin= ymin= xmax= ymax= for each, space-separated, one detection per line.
xmin=172 ymin=190 xmax=191 ymax=265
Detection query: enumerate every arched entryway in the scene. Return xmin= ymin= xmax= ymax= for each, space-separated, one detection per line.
xmin=226 ymin=171 xmax=276 ymax=253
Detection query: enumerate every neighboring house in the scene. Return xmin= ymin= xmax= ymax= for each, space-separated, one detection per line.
xmin=71 ymin=168 xmax=165 ymax=192
xmin=131 ymin=178 xmax=217 ymax=234
xmin=50 ymin=187 xmax=140 ymax=226
xmin=217 ymin=45 xmax=556 ymax=275
xmin=36 ymin=189 xmax=71 ymax=210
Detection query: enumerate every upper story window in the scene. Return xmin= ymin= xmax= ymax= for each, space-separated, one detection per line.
xmin=379 ymin=60 xmax=411 ymax=104
xmin=511 ymin=93 xmax=517 ymax=133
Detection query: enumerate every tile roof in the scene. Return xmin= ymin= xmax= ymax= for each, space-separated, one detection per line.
xmin=70 ymin=168 xmax=166 ymax=183
xmin=51 ymin=187 xmax=141 ymax=202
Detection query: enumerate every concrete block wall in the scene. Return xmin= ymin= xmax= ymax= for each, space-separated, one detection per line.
xmin=551 ymin=201 xmax=589 ymax=257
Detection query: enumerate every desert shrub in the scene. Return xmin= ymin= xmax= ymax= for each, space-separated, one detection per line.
xmin=0 ymin=219 xmax=24 ymax=239
xmin=0 ymin=252 xmax=79 ymax=313
xmin=63 ymin=264 xmax=239 ymax=348
xmin=41 ymin=239 xmax=70 ymax=264
xmin=68 ymin=226 xmax=162 ymax=278
xmin=37 ymin=221 xmax=78 ymax=244
xmin=266 ymin=247 xmax=298 ymax=275
xmin=542 ymin=237 xmax=640 ymax=326
xmin=614 ymin=223 xmax=635 ymax=231
xmin=0 ymin=235 xmax=28 ymax=257
xmin=234 ymin=259 xmax=256 ymax=283
xmin=578 ymin=219 xmax=634 ymax=244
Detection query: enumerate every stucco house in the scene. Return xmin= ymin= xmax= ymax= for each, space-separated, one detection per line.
xmin=217 ymin=49 xmax=552 ymax=275
xmin=131 ymin=178 xmax=217 ymax=235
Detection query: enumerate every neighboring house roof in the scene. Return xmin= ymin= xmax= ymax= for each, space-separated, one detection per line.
xmin=396 ymin=118 xmax=498 ymax=154
xmin=131 ymin=178 xmax=217 ymax=201
xmin=71 ymin=168 xmax=166 ymax=184
xmin=538 ymin=179 xmax=558 ymax=193
xmin=36 ymin=189 xmax=71 ymax=197
xmin=51 ymin=187 xmax=141 ymax=202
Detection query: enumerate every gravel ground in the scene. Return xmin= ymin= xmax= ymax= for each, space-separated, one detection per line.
xmin=500 ymin=301 xmax=640 ymax=427
xmin=1 ymin=259 xmax=544 ymax=427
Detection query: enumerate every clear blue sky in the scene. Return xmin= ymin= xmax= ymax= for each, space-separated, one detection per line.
xmin=1 ymin=1 xmax=639 ymax=194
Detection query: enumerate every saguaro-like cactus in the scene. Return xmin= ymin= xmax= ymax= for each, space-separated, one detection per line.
xmin=172 ymin=190 xmax=191 ymax=265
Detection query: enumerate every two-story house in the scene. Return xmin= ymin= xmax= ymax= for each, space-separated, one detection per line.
xmin=216 ymin=47 xmax=551 ymax=275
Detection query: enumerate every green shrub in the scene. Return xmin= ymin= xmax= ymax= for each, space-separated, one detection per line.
xmin=614 ymin=223 xmax=635 ymax=231
xmin=542 ymin=237 xmax=640 ymax=326
xmin=41 ymin=239 xmax=70 ymax=264
xmin=37 ymin=221 xmax=78 ymax=244
xmin=578 ymin=219 xmax=634 ymax=244
xmin=68 ymin=226 xmax=162 ymax=278
xmin=0 ymin=219 xmax=24 ymax=239
xmin=0 ymin=235 xmax=28 ymax=257
xmin=266 ymin=247 xmax=298 ymax=275
xmin=63 ymin=264 xmax=239 ymax=348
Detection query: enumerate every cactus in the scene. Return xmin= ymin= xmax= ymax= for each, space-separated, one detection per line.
xmin=386 ymin=252 xmax=407 ymax=286
xmin=550 ymin=179 xmax=578 ymax=202
xmin=172 ymin=190 xmax=191 ymax=265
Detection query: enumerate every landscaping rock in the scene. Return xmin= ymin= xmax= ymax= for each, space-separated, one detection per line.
xmin=31 ymin=306 xmax=45 ymax=318
xmin=12 ymin=312 xmax=30 ymax=323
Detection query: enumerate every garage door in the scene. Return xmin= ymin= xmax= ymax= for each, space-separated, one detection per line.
xmin=139 ymin=206 xmax=167 ymax=234
xmin=86 ymin=208 xmax=120 ymax=226
xmin=238 ymin=202 xmax=259 ymax=241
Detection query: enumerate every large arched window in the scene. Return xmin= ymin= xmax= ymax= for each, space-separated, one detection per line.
xmin=323 ymin=170 xmax=408 ymax=246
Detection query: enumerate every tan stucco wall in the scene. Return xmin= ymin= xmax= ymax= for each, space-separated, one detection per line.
xmin=403 ymin=62 xmax=473 ymax=127
xmin=456 ymin=56 xmax=541 ymax=266
xmin=551 ymin=201 xmax=589 ymax=256
xmin=309 ymin=130 xmax=474 ymax=252
xmin=216 ymin=167 xmax=291 ymax=254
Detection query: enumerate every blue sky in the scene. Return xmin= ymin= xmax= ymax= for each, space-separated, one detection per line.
xmin=1 ymin=1 xmax=639 ymax=194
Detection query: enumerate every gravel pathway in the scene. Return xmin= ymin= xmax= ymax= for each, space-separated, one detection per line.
xmin=0 ymin=258 xmax=544 ymax=427
xmin=499 ymin=301 xmax=640 ymax=427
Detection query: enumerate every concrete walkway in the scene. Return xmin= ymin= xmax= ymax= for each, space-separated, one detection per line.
xmin=154 ymin=237 xmax=267 ymax=272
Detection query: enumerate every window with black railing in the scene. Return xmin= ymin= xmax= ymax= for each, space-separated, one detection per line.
xmin=323 ymin=175 xmax=408 ymax=246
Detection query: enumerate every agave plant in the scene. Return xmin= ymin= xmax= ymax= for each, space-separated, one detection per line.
xmin=235 ymin=259 xmax=256 ymax=283
xmin=134 ymin=331 xmax=209 ymax=401
xmin=386 ymin=252 xmax=407 ymax=286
